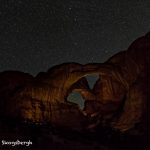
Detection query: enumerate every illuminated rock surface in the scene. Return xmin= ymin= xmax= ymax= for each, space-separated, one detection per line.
xmin=0 ymin=32 xmax=150 ymax=149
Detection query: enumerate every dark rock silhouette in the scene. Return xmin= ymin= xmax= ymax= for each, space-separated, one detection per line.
xmin=0 ymin=71 xmax=33 ymax=118
xmin=84 ymin=32 xmax=150 ymax=132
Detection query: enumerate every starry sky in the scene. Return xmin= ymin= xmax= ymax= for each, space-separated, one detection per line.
xmin=0 ymin=0 xmax=150 ymax=75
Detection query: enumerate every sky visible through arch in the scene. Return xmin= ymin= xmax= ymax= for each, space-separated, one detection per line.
xmin=67 ymin=74 xmax=99 ymax=109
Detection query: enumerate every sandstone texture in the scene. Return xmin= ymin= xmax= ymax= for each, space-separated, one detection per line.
xmin=0 ymin=32 xmax=150 ymax=133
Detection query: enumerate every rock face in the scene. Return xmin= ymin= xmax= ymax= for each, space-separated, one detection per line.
xmin=0 ymin=71 xmax=33 ymax=117
xmin=0 ymin=63 xmax=100 ymax=130
xmin=0 ymin=32 xmax=150 ymax=133
xmin=83 ymin=32 xmax=150 ymax=132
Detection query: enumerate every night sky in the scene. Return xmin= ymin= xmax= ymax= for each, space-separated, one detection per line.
xmin=0 ymin=0 xmax=150 ymax=75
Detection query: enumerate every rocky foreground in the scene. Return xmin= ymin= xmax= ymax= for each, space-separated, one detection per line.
xmin=0 ymin=120 xmax=149 ymax=150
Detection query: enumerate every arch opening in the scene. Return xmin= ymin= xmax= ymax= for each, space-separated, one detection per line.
xmin=67 ymin=74 xmax=99 ymax=110
xmin=85 ymin=74 xmax=99 ymax=89
xmin=67 ymin=91 xmax=85 ymax=110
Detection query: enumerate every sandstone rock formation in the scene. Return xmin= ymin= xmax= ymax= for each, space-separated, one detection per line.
xmin=0 ymin=63 xmax=100 ymax=130
xmin=83 ymin=32 xmax=150 ymax=132
xmin=0 ymin=71 xmax=33 ymax=117
xmin=0 ymin=32 xmax=150 ymax=133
